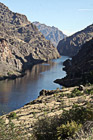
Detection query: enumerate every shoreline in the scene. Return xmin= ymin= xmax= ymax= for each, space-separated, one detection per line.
xmin=0 ymin=84 xmax=92 ymax=139
xmin=0 ymin=56 xmax=61 ymax=81
xmin=0 ymin=60 xmax=47 ymax=81
xmin=1 ymin=84 xmax=92 ymax=117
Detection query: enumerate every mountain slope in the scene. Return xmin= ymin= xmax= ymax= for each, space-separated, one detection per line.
xmin=55 ymin=39 xmax=93 ymax=86
xmin=57 ymin=24 xmax=93 ymax=56
xmin=33 ymin=21 xmax=66 ymax=47
xmin=0 ymin=3 xmax=60 ymax=79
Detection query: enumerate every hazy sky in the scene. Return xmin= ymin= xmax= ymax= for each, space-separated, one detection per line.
xmin=0 ymin=0 xmax=93 ymax=35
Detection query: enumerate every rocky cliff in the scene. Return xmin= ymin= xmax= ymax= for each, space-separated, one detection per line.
xmin=57 ymin=24 xmax=93 ymax=56
xmin=33 ymin=21 xmax=66 ymax=47
xmin=55 ymin=39 xmax=93 ymax=86
xmin=0 ymin=38 xmax=24 ymax=79
xmin=0 ymin=3 xmax=60 ymax=80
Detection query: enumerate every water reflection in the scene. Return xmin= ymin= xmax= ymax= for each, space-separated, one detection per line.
xmin=0 ymin=81 xmax=13 ymax=103
xmin=0 ymin=56 xmax=69 ymax=115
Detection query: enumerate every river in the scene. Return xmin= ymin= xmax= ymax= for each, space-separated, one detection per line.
xmin=0 ymin=56 xmax=69 ymax=115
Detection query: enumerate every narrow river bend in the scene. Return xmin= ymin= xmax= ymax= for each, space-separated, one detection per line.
xmin=0 ymin=56 xmax=69 ymax=115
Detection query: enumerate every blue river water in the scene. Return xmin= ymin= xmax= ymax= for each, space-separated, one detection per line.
xmin=0 ymin=56 xmax=69 ymax=115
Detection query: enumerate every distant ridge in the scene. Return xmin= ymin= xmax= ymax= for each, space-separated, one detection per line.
xmin=57 ymin=24 xmax=93 ymax=56
xmin=33 ymin=21 xmax=66 ymax=47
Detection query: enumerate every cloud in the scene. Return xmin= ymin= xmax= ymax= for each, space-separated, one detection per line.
xmin=78 ymin=8 xmax=93 ymax=11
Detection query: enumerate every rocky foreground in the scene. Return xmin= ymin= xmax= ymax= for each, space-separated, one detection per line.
xmin=1 ymin=85 xmax=93 ymax=140
xmin=0 ymin=3 xmax=60 ymax=80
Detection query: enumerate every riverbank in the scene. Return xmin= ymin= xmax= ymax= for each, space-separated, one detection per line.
xmin=0 ymin=59 xmax=48 ymax=81
xmin=0 ymin=84 xmax=93 ymax=139
xmin=0 ymin=56 xmax=68 ymax=116
xmin=54 ymin=39 xmax=93 ymax=87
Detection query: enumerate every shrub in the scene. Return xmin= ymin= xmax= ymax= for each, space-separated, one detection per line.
xmin=7 ymin=72 xmax=13 ymax=76
xmin=72 ymin=103 xmax=79 ymax=108
xmin=57 ymin=121 xmax=82 ymax=139
xmin=60 ymin=103 xmax=93 ymax=124
xmin=8 ymin=112 xmax=17 ymax=119
xmin=60 ymin=93 xmax=64 ymax=97
xmin=33 ymin=116 xmax=59 ymax=140
xmin=85 ymin=88 xmax=93 ymax=95
xmin=67 ymin=88 xmax=84 ymax=98
xmin=32 ymin=103 xmax=93 ymax=140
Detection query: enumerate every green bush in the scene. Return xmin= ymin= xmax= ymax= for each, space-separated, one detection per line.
xmin=33 ymin=103 xmax=93 ymax=140
xmin=33 ymin=116 xmax=59 ymax=140
xmin=8 ymin=112 xmax=17 ymax=119
xmin=72 ymin=103 xmax=79 ymax=108
xmin=7 ymin=72 xmax=13 ymax=76
xmin=85 ymin=88 xmax=93 ymax=95
xmin=67 ymin=88 xmax=84 ymax=98
xmin=57 ymin=121 xmax=82 ymax=139
xmin=60 ymin=103 xmax=93 ymax=124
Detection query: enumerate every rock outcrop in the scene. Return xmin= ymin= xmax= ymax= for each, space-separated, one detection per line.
xmin=55 ymin=39 xmax=93 ymax=87
xmin=57 ymin=24 xmax=93 ymax=56
xmin=0 ymin=3 xmax=60 ymax=80
xmin=0 ymin=38 xmax=23 ymax=79
xmin=33 ymin=21 xmax=66 ymax=47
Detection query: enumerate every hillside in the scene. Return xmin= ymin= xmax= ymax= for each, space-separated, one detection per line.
xmin=33 ymin=21 xmax=66 ymax=47
xmin=55 ymin=39 xmax=93 ymax=87
xmin=57 ymin=24 xmax=93 ymax=56
xmin=0 ymin=3 xmax=60 ymax=80
xmin=1 ymin=85 xmax=93 ymax=140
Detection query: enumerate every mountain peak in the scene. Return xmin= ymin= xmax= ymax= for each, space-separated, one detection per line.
xmin=0 ymin=2 xmax=30 ymax=25
xmin=57 ymin=24 xmax=93 ymax=56
xmin=33 ymin=21 xmax=67 ymax=47
xmin=0 ymin=3 xmax=60 ymax=80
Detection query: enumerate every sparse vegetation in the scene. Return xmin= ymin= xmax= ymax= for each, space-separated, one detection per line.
xmin=85 ymin=88 xmax=93 ymax=95
xmin=67 ymin=88 xmax=84 ymax=98
xmin=57 ymin=121 xmax=82 ymax=139
xmin=0 ymin=118 xmax=25 ymax=140
xmin=8 ymin=112 xmax=17 ymax=120
xmin=0 ymin=86 xmax=93 ymax=140
xmin=7 ymin=71 xmax=13 ymax=76
xmin=32 ymin=103 xmax=93 ymax=140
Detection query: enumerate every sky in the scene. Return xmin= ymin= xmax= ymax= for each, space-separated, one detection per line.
xmin=0 ymin=0 xmax=93 ymax=35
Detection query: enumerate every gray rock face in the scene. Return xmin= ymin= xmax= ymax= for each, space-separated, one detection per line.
xmin=0 ymin=38 xmax=23 ymax=79
xmin=55 ymin=39 xmax=93 ymax=86
xmin=33 ymin=21 xmax=66 ymax=47
xmin=0 ymin=2 xmax=60 ymax=79
xmin=57 ymin=24 xmax=93 ymax=56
